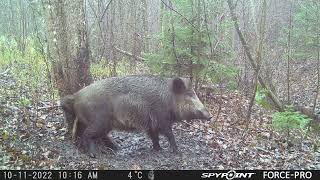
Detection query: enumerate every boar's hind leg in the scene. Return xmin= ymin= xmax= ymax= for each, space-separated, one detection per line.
xmin=161 ymin=127 xmax=178 ymax=153
xmin=148 ymin=129 xmax=161 ymax=151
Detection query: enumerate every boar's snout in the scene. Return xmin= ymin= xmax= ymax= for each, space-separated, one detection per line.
xmin=187 ymin=91 xmax=213 ymax=121
xmin=203 ymin=109 xmax=213 ymax=121
xmin=172 ymin=78 xmax=213 ymax=121
xmin=196 ymin=108 xmax=213 ymax=121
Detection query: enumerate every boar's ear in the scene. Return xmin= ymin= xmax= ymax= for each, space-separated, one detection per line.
xmin=172 ymin=77 xmax=187 ymax=94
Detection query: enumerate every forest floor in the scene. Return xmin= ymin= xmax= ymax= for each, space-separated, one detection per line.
xmin=1 ymin=62 xmax=320 ymax=169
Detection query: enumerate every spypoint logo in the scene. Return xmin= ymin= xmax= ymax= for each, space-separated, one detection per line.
xmin=201 ymin=170 xmax=255 ymax=180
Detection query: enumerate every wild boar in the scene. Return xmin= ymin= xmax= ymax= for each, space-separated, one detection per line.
xmin=61 ymin=75 xmax=212 ymax=157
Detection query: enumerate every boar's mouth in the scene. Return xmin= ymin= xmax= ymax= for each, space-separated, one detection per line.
xmin=195 ymin=109 xmax=213 ymax=121
xmin=182 ymin=109 xmax=213 ymax=121
xmin=200 ymin=109 xmax=213 ymax=121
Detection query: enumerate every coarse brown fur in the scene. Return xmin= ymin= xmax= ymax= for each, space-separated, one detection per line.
xmin=61 ymin=75 xmax=212 ymax=157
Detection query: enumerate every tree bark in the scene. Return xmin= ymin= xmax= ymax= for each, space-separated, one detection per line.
xmin=286 ymin=0 xmax=293 ymax=104
xmin=312 ymin=3 xmax=320 ymax=114
xmin=46 ymin=0 xmax=92 ymax=134
xmin=170 ymin=11 xmax=181 ymax=76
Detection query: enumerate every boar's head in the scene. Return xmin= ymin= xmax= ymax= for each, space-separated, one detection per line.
xmin=171 ymin=77 xmax=212 ymax=121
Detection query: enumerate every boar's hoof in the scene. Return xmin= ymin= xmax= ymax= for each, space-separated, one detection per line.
xmin=102 ymin=137 xmax=119 ymax=151
xmin=171 ymin=149 xmax=182 ymax=156
xmin=88 ymin=143 xmax=97 ymax=158
xmin=152 ymin=145 xmax=162 ymax=151
xmin=170 ymin=146 xmax=180 ymax=154
xmin=106 ymin=142 xmax=119 ymax=151
xmin=89 ymin=152 xmax=96 ymax=158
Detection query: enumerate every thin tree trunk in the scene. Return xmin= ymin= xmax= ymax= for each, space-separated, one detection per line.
xmin=246 ymin=0 xmax=267 ymax=121
xmin=19 ymin=0 xmax=27 ymax=55
xmin=203 ymin=0 xmax=213 ymax=57
xmin=194 ymin=0 xmax=202 ymax=91
xmin=227 ymin=0 xmax=283 ymax=111
xmin=142 ymin=0 xmax=149 ymax=52
xmin=170 ymin=12 xmax=180 ymax=76
xmin=189 ymin=0 xmax=195 ymax=82
xmin=131 ymin=0 xmax=138 ymax=69
xmin=313 ymin=49 xmax=320 ymax=114
xmin=110 ymin=1 xmax=117 ymax=77
xmin=286 ymin=0 xmax=293 ymax=104
xmin=312 ymin=3 xmax=320 ymax=114
xmin=242 ymin=0 xmax=249 ymax=96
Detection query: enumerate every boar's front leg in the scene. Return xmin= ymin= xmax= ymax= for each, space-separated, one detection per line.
xmin=82 ymin=124 xmax=100 ymax=158
xmin=148 ymin=129 xmax=161 ymax=151
xmin=161 ymin=126 xmax=178 ymax=153
xmin=82 ymin=115 xmax=107 ymax=158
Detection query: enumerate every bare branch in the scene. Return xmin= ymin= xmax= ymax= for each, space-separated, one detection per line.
xmin=113 ymin=46 xmax=147 ymax=62
xmin=160 ymin=0 xmax=200 ymax=32
xmin=99 ymin=0 xmax=114 ymax=23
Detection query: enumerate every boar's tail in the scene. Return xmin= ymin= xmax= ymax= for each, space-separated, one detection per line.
xmin=61 ymin=95 xmax=76 ymax=136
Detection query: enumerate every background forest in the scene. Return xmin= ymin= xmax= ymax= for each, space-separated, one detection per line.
xmin=0 ymin=0 xmax=320 ymax=169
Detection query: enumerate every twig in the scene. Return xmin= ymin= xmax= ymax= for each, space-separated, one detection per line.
xmin=37 ymin=105 xmax=60 ymax=110
xmin=101 ymin=146 xmax=117 ymax=156
xmin=160 ymin=0 xmax=200 ymax=32
xmin=0 ymin=68 xmax=10 ymax=75
xmin=113 ymin=46 xmax=147 ymax=61
xmin=175 ymin=127 xmax=190 ymax=132
xmin=99 ymin=0 xmax=114 ymax=23
xmin=256 ymin=147 xmax=274 ymax=155
xmin=88 ymin=0 xmax=113 ymax=34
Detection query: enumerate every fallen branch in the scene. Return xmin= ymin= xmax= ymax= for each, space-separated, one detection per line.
xmin=0 ymin=68 xmax=10 ymax=75
xmin=256 ymin=147 xmax=275 ymax=155
xmin=294 ymin=106 xmax=320 ymax=121
xmin=113 ymin=46 xmax=147 ymax=62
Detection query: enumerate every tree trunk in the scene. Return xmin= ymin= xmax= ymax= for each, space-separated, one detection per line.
xmin=46 ymin=0 xmax=92 ymax=134
xmin=109 ymin=0 xmax=117 ymax=77
xmin=227 ymin=0 xmax=283 ymax=111
xmin=142 ymin=0 xmax=149 ymax=52
xmin=286 ymin=0 xmax=293 ymax=104
xmin=312 ymin=3 xmax=320 ymax=114
xmin=247 ymin=0 xmax=267 ymax=121
xmin=170 ymin=11 xmax=180 ymax=76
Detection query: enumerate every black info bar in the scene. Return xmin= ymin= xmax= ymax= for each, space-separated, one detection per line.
xmin=1 ymin=170 xmax=319 ymax=180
